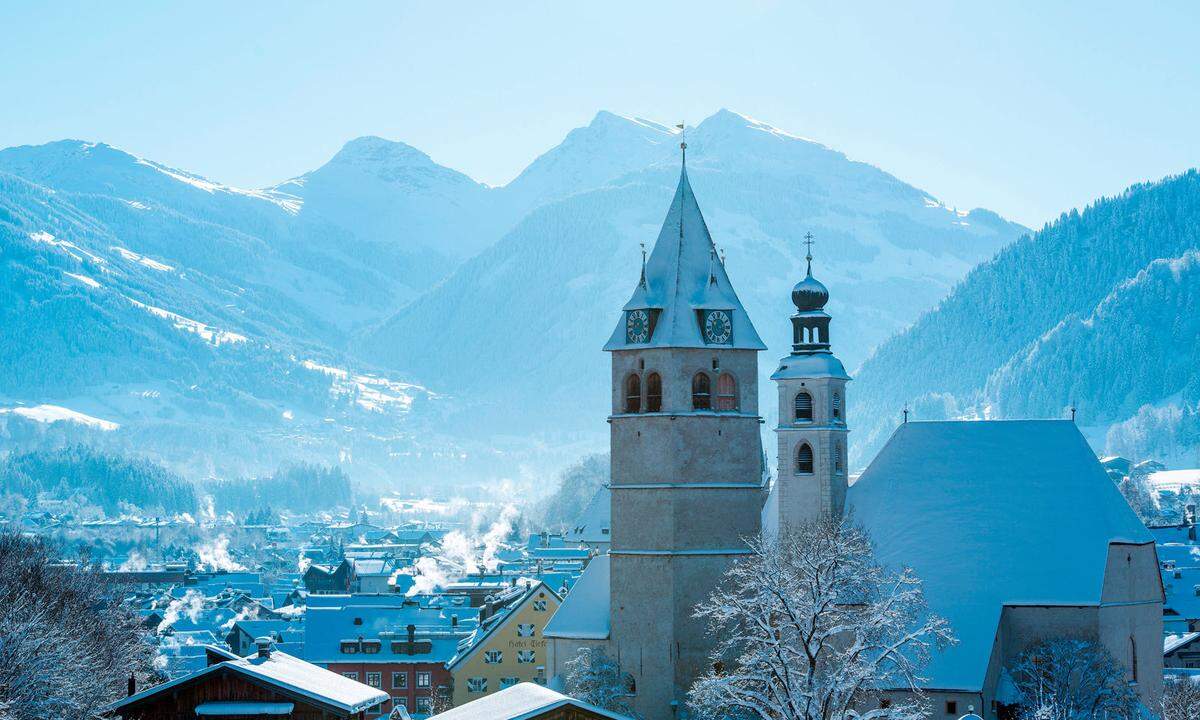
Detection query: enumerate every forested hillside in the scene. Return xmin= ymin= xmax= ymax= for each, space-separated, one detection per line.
xmin=0 ymin=446 xmax=196 ymax=513
xmin=852 ymin=170 xmax=1200 ymax=466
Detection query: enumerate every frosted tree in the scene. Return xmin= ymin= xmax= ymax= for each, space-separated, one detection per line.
xmin=1162 ymin=677 xmax=1200 ymax=720
xmin=0 ymin=532 xmax=154 ymax=720
xmin=1007 ymin=639 xmax=1137 ymax=720
xmin=688 ymin=516 xmax=955 ymax=720
xmin=564 ymin=646 xmax=639 ymax=718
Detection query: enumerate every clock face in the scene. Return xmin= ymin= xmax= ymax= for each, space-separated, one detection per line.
xmin=703 ymin=310 xmax=733 ymax=344
xmin=626 ymin=309 xmax=651 ymax=344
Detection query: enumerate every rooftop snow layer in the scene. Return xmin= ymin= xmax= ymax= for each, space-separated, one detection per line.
xmin=543 ymin=554 xmax=609 ymax=640
xmin=847 ymin=420 xmax=1152 ymax=692
xmin=429 ymin=681 xmax=632 ymax=720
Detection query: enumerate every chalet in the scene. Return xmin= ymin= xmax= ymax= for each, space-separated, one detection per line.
xmin=305 ymin=559 xmax=356 ymax=594
xmin=1164 ymin=631 xmax=1200 ymax=668
xmin=429 ymin=682 xmax=632 ymax=720
xmin=107 ymin=641 xmax=387 ymax=719
xmin=447 ymin=581 xmax=562 ymax=706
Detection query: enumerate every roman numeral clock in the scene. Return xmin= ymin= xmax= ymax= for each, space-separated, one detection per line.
xmin=625 ymin=309 xmax=655 ymax=344
xmin=701 ymin=309 xmax=733 ymax=344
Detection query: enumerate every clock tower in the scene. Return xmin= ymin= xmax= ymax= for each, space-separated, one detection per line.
xmin=602 ymin=157 xmax=767 ymax=719
xmin=763 ymin=236 xmax=850 ymax=532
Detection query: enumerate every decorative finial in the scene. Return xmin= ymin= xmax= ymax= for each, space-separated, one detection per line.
xmin=1070 ymin=403 xmax=1077 ymax=422
xmin=676 ymin=123 xmax=686 ymax=165
xmin=902 ymin=403 xmax=910 ymax=424
xmin=803 ymin=232 xmax=815 ymax=276
xmin=707 ymin=245 xmax=717 ymax=284
xmin=719 ymin=247 xmax=726 ymax=266
xmin=638 ymin=241 xmax=647 ymax=288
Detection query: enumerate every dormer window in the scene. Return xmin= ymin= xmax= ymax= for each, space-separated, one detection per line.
xmin=795 ymin=392 xmax=813 ymax=422
xmin=692 ymin=373 xmax=711 ymax=410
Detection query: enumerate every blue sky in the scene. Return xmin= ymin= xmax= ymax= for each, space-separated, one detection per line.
xmin=1 ymin=2 xmax=1197 ymax=228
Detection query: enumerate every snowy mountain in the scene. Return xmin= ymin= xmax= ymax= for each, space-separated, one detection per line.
xmin=355 ymin=109 xmax=1027 ymax=438
xmin=851 ymin=170 xmax=1200 ymax=468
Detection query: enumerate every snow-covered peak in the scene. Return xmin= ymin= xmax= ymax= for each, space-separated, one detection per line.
xmin=327 ymin=135 xmax=440 ymax=170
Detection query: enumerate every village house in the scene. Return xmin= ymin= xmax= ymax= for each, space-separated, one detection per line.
xmin=107 ymin=640 xmax=387 ymax=720
xmin=447 ymin=581 xmax=562 ymax=706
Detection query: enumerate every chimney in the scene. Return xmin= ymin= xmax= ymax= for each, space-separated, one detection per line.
xmin=127 ymin=672 xmax=136 ymax=697
xmin=407 ymin=623 xmax=416 ymax=644
xmin=451 ymin=614 xmax=459 ymax=628
xmin=255 ymin=637 xmax=272 ymax=659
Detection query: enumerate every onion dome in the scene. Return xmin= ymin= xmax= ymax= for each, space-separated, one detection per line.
xmin=791 ymin=268 xmax=829 ymax=311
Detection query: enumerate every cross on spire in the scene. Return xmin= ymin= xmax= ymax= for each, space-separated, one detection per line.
xmin=803 ymin=232 xmax=815 ymax=275
xmin=676 ymin=122 xmax=686 ymax=165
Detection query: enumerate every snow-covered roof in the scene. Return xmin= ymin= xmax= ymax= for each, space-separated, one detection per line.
xmin=603 ymin=164 xmax=765 ymax=352
xmin=429 ymin=682 xmax=632 ymax=720
xmin=770 ymin=351 xmax=850 ymax=381
xmin=565 ymin=485 xmax=611 ymax=544
xmin=108 ymin=647 xmax=388 ymax=715
xmin=543 ymin=554 xmax=610 ymax=640
xmin=303 ymin=604 xmax=475 ymax=664
xmin=1148 ymin=469 xmax=1200 ymax=493
xmin=848 ymin=420 xmax=1153 ymax=692
xmin=1165 ymin=632 xmax=1200 ymax=655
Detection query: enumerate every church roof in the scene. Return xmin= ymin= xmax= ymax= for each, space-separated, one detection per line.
xmin=847 ymin=420 xmax=1152 ymax=692
xmin=604 ymin=165 xmax=765 ymax=351
xmin=543 ymin=554 xmax=610 ymax=640
xmin=770 ymin=351 xmax=850 ymax=380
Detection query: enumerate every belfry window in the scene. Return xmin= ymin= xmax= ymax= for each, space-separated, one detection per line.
xmin=624 ymin=374 xmax=641 ymax=414
xmin=692 ymin=373 xmax=711 ymax=410
xmin=795 ymin=392 xmax=813 ymax=422
xmin=715 ymin=373 xmax=738 ymax=411
xmin=646 ymin=373 xmax=662 ymax=412
xmin=795 ymin=443 xmax=814 ymax=475
xmin=832 ymin=391 xmax=842 ymax=422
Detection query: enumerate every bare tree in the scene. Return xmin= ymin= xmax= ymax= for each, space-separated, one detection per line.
xmin=1007 ymin=639 xmax=1137 ymax=720
xmin=0 ymin=531 xmax=155 ymax=720
xmin=688 ymin=516 xmax=955 ymax=720
xmin=564 ymin=646 xmax=639 ymax=718
xmin=1162 ymin=677 xmax=1200 ymax=720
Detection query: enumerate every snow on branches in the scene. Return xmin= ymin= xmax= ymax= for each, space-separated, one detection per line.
xmin=564 ymin=646 xmax=640 ymax=718
xmin=687 ymin=516 xmax=955 ymax=720
xmin=1007 ymin=639 xmax=1137 ymax=720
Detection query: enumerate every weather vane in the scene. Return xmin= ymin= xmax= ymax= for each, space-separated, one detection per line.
xmin=676 ymin=122 xmax=686 ymax=163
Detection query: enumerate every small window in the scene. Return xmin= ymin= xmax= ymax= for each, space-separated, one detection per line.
xmin=340 ymin=641 xmax=359 ymax=654
xmin=362 ymin=640 xmax=381 ymax=654
xmin=517 ymin=649 xmax=536 ymax=664
xmin=832 ymin=390 xmax=843 ymax=421
xmin=532 ymin=599 xmax=547 ymax=611
xmin=342 ymin=671 xmax=359 ymax=681
xmin=795 ymin=392 xmax=813 ymax=421
xmin=646 ymin=373 xmax=662 ymax=412
xmin=366 ymin=672 xmax=382 ymax=688
xmin=835 ymin=444 xmax=844 ymax=475
xmin=517 ymin=623 xmax=536 ymax=637
xmin=415 ymin=697 xmax=433 ymax=713
xmin=796 ymin=443 xmax=814 ymax=475
xmin=692 ymin=372 xmax=711 ymax=410
xmin=715 ymin=373 xmax=738 ymax=411
xmin=416 ymin=671 xmax=431 ymax=688
xmin=392 ymin=697 xmax=406 ymax=711
xmin=946 ymin=701 xmax=957 ymax=715
xmin=500 ymin=676 xmax=520 ymax=688
xmin=484 ymin=649 xmax=503 ymax=664
xmin=624 ymin=374 xmax=641 ymax=413
xmin=391 ymin=672 xmax=408 ymax=689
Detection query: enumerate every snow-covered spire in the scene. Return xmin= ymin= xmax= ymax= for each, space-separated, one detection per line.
xmin=604 ymin=161 xmax=765 ymax=351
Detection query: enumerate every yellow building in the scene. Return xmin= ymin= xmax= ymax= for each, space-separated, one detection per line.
xmin=447 ymin=581 xmax=562 ymax=707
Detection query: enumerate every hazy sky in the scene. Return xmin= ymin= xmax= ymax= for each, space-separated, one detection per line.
xmin=2 ymin=2 xmax=1197 ymax=228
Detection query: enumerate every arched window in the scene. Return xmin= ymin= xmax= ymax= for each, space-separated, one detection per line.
xmin=795 ymin=392 xmax=813 ymax=422
xmin=692 ymin=373 xmax=711 ymax=410
xmin=624 ymin=374 xmax=641 ymax=413
xmin=832 ymin=390 xmax=843 ymax=422
xmin=795 ymin=443 xmax=814 ymax=475
xmin=646 ymin=373 xmax=662 ymax=412
xmin=715 ymin=373 xmax=738 ymax=411
xmin=835 ymin=443 xmax=844 ymax=475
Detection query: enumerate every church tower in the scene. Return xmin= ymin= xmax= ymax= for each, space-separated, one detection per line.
xmin=764 ymin=236 xmax=850 ymax=532
xmin=603 ymin=153 xmax=766 ymax=719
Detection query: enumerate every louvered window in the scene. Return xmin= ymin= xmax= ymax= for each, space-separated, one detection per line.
xmin=796 ymin=443 xmax=814 ymax=475
xmin=795 ymin=392 xmax=813 ymax=421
